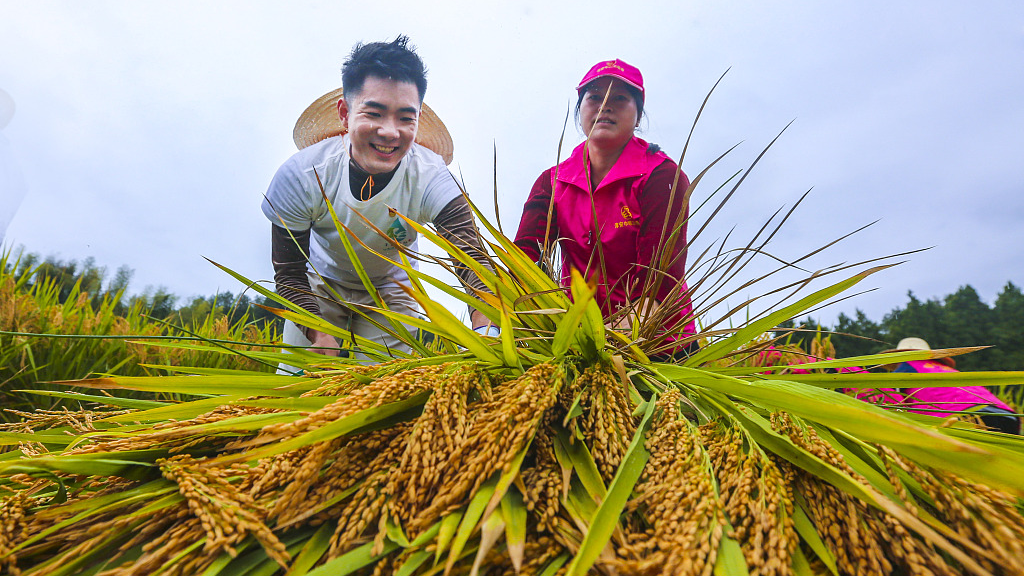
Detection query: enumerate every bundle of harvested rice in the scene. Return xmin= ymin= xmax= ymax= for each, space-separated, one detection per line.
xmin=3 ymin=130 xmax=1024 ymax=575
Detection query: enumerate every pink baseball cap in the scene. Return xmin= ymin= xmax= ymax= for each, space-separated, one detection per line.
xmin=576 ymin=59 xmax=644 ymax=99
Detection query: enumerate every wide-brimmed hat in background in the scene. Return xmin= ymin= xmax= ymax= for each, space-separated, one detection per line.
xmin=291 ymin=88 xmax=454 ymax=165
xmin=880 ymin=337 xmax=956 ymax=368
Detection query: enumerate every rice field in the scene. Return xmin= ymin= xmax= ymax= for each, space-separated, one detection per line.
xmin=0 ymin=252 xmax=280 ymax=421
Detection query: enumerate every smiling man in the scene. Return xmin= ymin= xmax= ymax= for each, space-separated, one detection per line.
xmin=262 ymin=36 xmax=492 ymax=364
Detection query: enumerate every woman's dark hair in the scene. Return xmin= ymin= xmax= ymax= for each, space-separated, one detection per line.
xmin=341 ymin=35 xmax=428 ymax=102
xmin=573 ymin=79 xmax=645 ymax=126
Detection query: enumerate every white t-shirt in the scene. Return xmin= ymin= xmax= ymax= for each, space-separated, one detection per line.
xmin=262 ymin=135 xmax=462 ymax=289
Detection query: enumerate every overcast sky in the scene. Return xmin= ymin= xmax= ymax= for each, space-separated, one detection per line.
xmin=1 ymin=1 xmax=1022 ymax=332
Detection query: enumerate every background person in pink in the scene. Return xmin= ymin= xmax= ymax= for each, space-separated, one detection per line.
xmin=879 ymin=337 xmax=1020 ymax=434
xmin=513 ymin=59 xmax=697 ymax=360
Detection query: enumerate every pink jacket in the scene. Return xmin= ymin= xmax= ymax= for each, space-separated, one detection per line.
xmin=892 ymin=360 xmax=1013 ymax=417
xmin=766 ymin=349 xmax=1012 ymax=419
xmin=515 ymin=136 xmax=696 ymax=336
xmin=841 ymin=360 xmax=1012 ymax=417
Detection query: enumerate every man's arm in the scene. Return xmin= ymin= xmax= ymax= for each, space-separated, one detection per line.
xmin=271 ymin=225 xmax=339 ymax=355
xmin=431 ymin=196 xmax=493 ymax=329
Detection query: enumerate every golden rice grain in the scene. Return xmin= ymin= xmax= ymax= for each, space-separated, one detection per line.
xmin=616 ymin=391 xmax=728 ymax=576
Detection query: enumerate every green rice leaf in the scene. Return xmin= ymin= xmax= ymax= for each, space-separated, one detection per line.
xmin=219 ymin=390 xmax=431 ymax=464
xmin=402 ymin=284 xmax=505 ymax=366
xmin=496 ymin=292 xmax=523 ymax=369
xmin=791 ymin=540 xmax=820 ymax=576
xmin=776 ymin=370 xmax=1024 ymax=390
xmin=446 ymin=473 xmax=499 ymax=574
xmin=389 ymin=211 xmax=504 ymax=294
xmin=483 ymin=444 xmax=532 ymax=521
xmin=469 ymin=509 xmax=506 ymax=576
xmin=792 ymin=501 xmax=838 ymax=575
xmin=435 ymin=511 xmax=464 ymax=565
xmin=660 ymin=365 xmax=989 ymax=453
xmin=565 ymin=399 xmax=655 ymax=576
xmin=15 ymin=389 xmax=169 ymax=409
xmin=303 ymin=540 xmax=399 ymax=576
xmin=0 ymin=431 xmax=88 ymax=446
xmin=713 ymin=534 xmax=749 ymax=576
xmin=65 ymin=374 xmax=319 ymax=397
xmin=396 ymin=549 xmax=433 ymax=576
xmin=98 ymin=395 xmax=248 ymax=423
xmin=280 ymin=524 xmax=333 ymax=576
xmin=499 ymin=488 xmax=527 ymax=573
xmin=564 ymin=477 xmax=600 ymax=524
xmin=302 ymin=188 xmax=413 ymax=342
xmin=385 ymin=515 xmax=411 ymax=547
xmin=551 ymin=283 xmax=594 ymax=358
xmin=554 ymin=427 xmax=607 ymax=502
xmin=568 ymin=269 xmax=607 ymax=355
xmin=230 ymin=396 xmax=338 ymax=412
xmin=0 ymin=456 xmax=154 ymax=480
xmin=538 ymin=554 xmax=570 ymax=576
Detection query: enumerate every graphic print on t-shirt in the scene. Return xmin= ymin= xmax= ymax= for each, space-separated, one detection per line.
xmin=386 ymin=218 xmax=410 ymax=244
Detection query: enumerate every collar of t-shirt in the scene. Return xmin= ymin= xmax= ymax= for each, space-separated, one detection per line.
xmin=349 ymin=160 xmax=400 ymax=201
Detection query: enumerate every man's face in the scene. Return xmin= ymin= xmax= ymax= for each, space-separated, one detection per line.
xmin=337 ymin=76 xmax=421 ymax=174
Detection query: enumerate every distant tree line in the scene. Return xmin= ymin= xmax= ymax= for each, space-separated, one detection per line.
xmin=4 ymin=252 xmax=284 ymax=332
xmin=781 ymin=283 xmax=1024 ymax=371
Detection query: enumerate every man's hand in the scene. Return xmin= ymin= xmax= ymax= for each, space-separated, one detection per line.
xmin=470 ymin=309 xmax=501 ymax=337
xmin=606 ymin=313 xmax=633 ymax=331
xmin=307 ymin=329 xmax=341 ymax=357
xmin=606 ymin=298 xmax=661 ymax=331
xmin=470 ymin=310 xmax=491 ymax=331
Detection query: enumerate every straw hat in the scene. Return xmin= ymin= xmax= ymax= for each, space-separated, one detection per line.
xmin=880 ymin=337 xmax=956 ymax=368
xmin=292 ymin=87 xmax=454 ymax=165
xmin=889 ymin=337 xmax=932 ymax=353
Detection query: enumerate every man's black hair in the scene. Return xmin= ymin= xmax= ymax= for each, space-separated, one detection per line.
xmin=341 ymin=35 xmax=428 ymax=102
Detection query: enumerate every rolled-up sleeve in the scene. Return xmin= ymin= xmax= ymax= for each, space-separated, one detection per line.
xmin=270 ymin=225 xmax=320 ymax=318
xmin=432 ymin=196 xmax=490 ymax=297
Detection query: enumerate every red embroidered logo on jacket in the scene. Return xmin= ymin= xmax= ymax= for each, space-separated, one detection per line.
xmin=615 ymin=205 xmax=639 ymax=229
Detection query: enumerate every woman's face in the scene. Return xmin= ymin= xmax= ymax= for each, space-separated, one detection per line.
xmin=579 ymin=77 xmax=639 ymax=150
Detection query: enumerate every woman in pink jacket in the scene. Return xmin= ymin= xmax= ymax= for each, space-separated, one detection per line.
xmin=881 ymin=338 xmax=1019 ymax=434
xmin=514 ymin=59 xmax=697 ymax=360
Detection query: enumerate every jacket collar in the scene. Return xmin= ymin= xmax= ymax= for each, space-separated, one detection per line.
xmin=555 ymin=136 xmax=653 ymax=190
